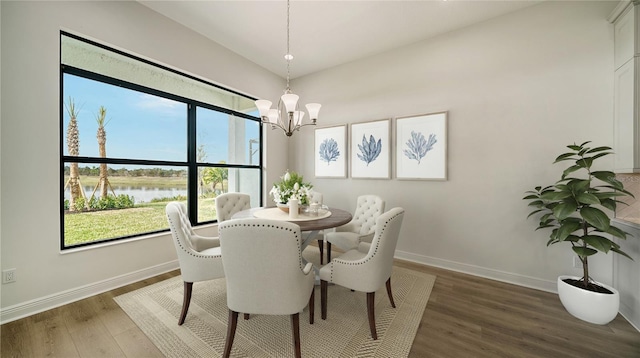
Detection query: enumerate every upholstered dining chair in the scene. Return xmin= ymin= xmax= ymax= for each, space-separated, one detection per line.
xmin=215 ymin=192 xmax=251 ymax=222
xmin=165 ymin=202 xmax=225 ymax=325
xmin=320 ymin=207 xmax=405 ymax=340
xmin=325 ymin=194 xmax=385 ymax=262
xmin=218 ymin=218 xmax=315 ymax=358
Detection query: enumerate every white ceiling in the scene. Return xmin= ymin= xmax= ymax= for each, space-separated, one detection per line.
xmin=139 ymin=0 xmax=542 ymax=79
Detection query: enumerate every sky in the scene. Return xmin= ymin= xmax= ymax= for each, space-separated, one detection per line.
xmin=62 ymin=74 xmax=260 ymax=166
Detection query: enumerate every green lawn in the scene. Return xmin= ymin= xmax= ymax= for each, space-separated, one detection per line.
xmin=64 ymin=198 xmax=217 ymax=246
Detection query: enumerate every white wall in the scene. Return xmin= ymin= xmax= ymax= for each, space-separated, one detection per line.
xmin=290 ymin=0 xmax=638 ymax=328
xmin=2 ymin=0 xmax=638 ymax=331
xmin=0 ymin=1 xmax=287 ymax=322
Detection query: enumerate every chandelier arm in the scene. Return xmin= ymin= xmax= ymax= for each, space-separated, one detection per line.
xmin=262 ymin=118 xmax=288 ymax=133
xmin=294 ymin=122 xmax=317 ymax=131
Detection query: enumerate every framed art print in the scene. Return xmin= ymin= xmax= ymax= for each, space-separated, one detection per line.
xmin=315 ymin=125 xmax=347 ymax=178
xmin=350 ymin=119 xmax=390 ymax=179
xmin=395 ymin=111 xmax=447 ymax=180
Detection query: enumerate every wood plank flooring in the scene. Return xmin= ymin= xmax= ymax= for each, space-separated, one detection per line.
xmin=2 ymin=260 xmax=639 ymax=357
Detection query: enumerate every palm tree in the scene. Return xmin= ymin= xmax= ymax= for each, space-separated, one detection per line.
xmin=95 ymin=106 xmax=112 ymax=199
xmin=197 ymin=144 xmax=207 ymax=196
xmin=202 ymin=161 xmax=228 ymax=194
xmin=64 ymin=97 xmax=84 ymax=211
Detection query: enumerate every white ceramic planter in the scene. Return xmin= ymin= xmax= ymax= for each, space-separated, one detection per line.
xmin=557 ymin=275 xmax=619 ymax=325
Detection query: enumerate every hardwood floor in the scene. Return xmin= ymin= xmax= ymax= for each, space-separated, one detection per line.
xmin=2 ymin=260 xmax=639 ymax=357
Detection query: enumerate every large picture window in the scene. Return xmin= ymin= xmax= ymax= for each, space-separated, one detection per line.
xmin=60 ymin=32 xmax=262 ymax=250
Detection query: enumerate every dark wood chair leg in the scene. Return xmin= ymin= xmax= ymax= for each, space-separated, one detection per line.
xmin=367 ymin=292 xmax=378 ymax=340
xmin=291 ymin=313 xmax=302 ymax=358
xmin=178 ymin=281 xmax=193 ymax=325
xmin=386 ymin=277 xmax=396 ymax=308
xmin=309 ymin=289 xmax=315 ymax=324
xmin=244 ymin=313 xmax=250 ymax=320
xmin=327 ymin=242 xmax=332 ymax=262
xmin=321 ymin=280 xmax=328 ymax=320
xmin=318 ymin=239 xmax=324 ymax=265
xmin=223 ymin=310 xmax=238 ymax=358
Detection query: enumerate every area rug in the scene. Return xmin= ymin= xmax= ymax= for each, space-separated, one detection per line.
xmin=114 ymin=248 xmax=436 ymax=357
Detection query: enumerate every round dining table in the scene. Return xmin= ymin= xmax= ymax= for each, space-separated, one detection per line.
xmin=231 ymin=206 xmax=352 ymax=233
xmin=232 ymin=206 xmax=352 ymax=272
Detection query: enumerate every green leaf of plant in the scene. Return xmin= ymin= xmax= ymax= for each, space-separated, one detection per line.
xmin=605 ymin=226 xmax=629 ymax=239
xmin=593 ymin=191 xmax=627 ymax=199
xmin=593 ymin=172 xmax=624 ymax=189
xmin=556 ymin=221 xmax=581 ymax=241
xmin=523 ymin=194 xmax=539 ymax=200
xmin=527 ymin=209 xmax=543 ymax=218
xmin=578 ymin=141 xmax=592 ymax=147
xmin=600 ymin=198 xmax=617 ymax=211
xmin=575 ymin=192 xmax=600 ymax=205
xmin=580 ymin=206 xmax=610 ymax=231
xmin=554 ymin=153 xmax=576 ymax=162
xmin=552 ymin=201 xmax=577 ymax=220
xmin=612 ymin=247 xmax=634 ymax=260
xmin=565 ymin=234 xmax=581 ymax=242
xmin=586 ymin=146 xmax=612 ymax=153
xmin=576 ymin=157 xmax=593 ymax=168
xmin=572 ymin=246 xmax=597 ymax=258
xmin=540 ymin=213 xmax=552 ymax=222
xmin=547 ymin=237 xmax=558 ymax=246
xmin=568 ymin=144 xmax=582 ymax=151
xmin=567 ymin=179 xmax=590 ymax=192
xmin=528 ymin=200 xmax=544 ymax=207
xmin=540 ymin=191 xmax=571 ymax=201
xmin=583 ymin=235 xmax=613 ymax=253
xmin=562 ymin=165 xmax=582 ymax=179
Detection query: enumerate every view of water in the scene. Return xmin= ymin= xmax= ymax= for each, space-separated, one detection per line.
xmin=64 ymin=186 xmax=187 ymax=203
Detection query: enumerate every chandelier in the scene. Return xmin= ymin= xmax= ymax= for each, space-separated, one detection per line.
xmin=255 ymin=0 xmax=321 ymax=137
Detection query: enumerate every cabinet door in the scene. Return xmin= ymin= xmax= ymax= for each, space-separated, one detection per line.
xmin=614 ymin=59 xmax=640 ymax=173
xmin=615 ymin=6 xmax=635 ymax=70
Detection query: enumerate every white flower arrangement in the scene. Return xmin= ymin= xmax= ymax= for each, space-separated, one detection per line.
xmin=269 ymin=171 xmax=313 ymax=206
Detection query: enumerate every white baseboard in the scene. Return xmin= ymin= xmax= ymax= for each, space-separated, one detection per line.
xmin=394 ymin=250 xmax=640 ymax=332
xmin=395 ymin=250 xmax=558 ymax=294
xmin=0 ymin=260 xmax=179 ymax=324
xmin=619 ymin=300 xmax=640 ymax=332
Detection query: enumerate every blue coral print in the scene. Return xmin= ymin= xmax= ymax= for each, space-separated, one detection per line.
xmin=357 ymin=134 xmax=382 ymax=166
xmin=404 ymin=131 xmax=436 ymax=164
xmin=319 ymin=138 xmax=340 ymax=165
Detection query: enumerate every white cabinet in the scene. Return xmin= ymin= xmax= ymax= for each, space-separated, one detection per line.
xmin=613 ymin=4 xmax=640 ymax=173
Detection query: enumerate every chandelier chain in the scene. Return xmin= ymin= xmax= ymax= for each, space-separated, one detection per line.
xmin=286 ymin=0 xmax=291 ymax=91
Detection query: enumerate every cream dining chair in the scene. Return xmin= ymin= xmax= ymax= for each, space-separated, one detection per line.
xmin=325 ymin=194 xmax=385 ymax=262
xmin=218 ymin=218 xmax=315 ymax=358
xmin=320 ymin=207 xmax=405 ymax=340
xmin=215 ymin=192 xmax=251 ymax=222
xmin=165 ymin=202 xmax=224 ymax=325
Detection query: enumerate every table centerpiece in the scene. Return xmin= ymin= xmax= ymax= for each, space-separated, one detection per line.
xmin=270 ymin=171 xmax=313 ymax=213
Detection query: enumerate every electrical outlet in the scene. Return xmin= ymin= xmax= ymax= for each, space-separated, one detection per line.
xmin=572 ymin=257 xmax=581 ymax=269
xmin=2 ymin=269 xmax=16 ymax=284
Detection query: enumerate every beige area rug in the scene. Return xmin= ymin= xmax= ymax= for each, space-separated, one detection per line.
xmin=114 ymin=247 xmax=436 ymax=357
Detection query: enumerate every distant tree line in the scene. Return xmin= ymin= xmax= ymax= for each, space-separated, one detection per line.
xmin=63 ymin=166 xmax=187 ymax=178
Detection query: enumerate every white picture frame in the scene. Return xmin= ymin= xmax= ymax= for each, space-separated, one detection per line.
xmin=395 ymin=111 xmax=447 ymax=180
xmin=350 ymin=119 xmax=391 ymax=179
xmin=315 ymin=125 xmax=347 ymax=178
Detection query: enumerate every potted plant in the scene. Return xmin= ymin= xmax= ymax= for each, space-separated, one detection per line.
xmin=269 ymin=171 xmax=313 ymax=212
xmin=523 ymin=141 xmax=635 ymax=325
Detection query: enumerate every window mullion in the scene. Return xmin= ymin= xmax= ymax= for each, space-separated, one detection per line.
xmin=187 ymin=103 xmax=198 ymax=224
